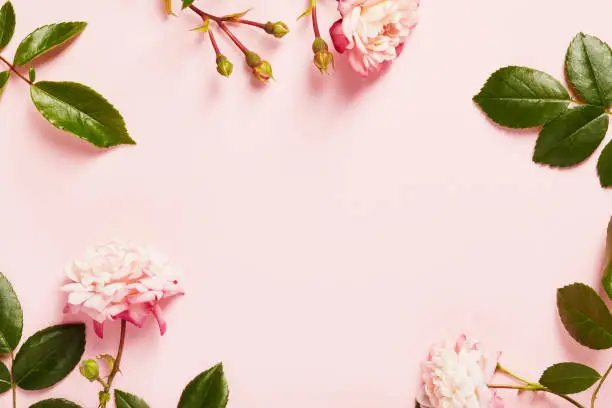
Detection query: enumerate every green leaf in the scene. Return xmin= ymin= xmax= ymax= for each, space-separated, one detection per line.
xmin=0 ymin=272 xmax=23 ymax=354
xmin=181 ymin=0 xmax=195 ymax=9
xmin=12 ymin=323 xmax=86 ymax=390
xmin=163 ymin=0 xmax=175 ymax=16
xmin=539 ymin=362 xmax=601 ymax=394
xmin=0 ymin=360 xmax=10 ymax=394
xmin=596 ymin=139 xmax=612 ymax=187
xmin=0 ymin=1 xmax=15 ymax=50
xmin=0 ymin=70 xmax=9 ymax=92
xmin=473 ymin=66 xmax=571 ymax=128
xmin=190 ymin=18 xmax=209 ymax=33
xmin=602 ymin=262 xmax=612 ymax=301
xmin=178 ymin=363 xmax=229 ymax=408
xmin=566 ymin=33 xmax=612 ymax=107
xmin=115 ymin=390 xmax=151 ymax=408
xmin=557 ymin=283 xmax=612 ymax=349
xmin=533 ymin=105 xmax=608 ymax=167
xmin=13 ymin=22 xmax=87 ymax=66
xmin=28 ymin=66 xmax=35 ymax=83
xmin=30 ymin=81 xmax=134 ymax=148
xmin=29 ymin=399 xmax=82 ymax=408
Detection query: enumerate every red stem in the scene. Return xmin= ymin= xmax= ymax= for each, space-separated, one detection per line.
xmin=312 ymin=5 xmax=321 ymax=37
xmin=219 ymin=23 xmax=249 ymax=55
xmin=0 ymin=55 xmax=32 ymax=85
xmin=239 ymin=19 xmax=266 ymax=29
xmin=208 ymin=30 xmax=220 ymax=56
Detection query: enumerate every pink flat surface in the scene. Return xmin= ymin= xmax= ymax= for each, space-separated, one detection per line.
xmin=1 ymin=0 xmax=611 ymax=407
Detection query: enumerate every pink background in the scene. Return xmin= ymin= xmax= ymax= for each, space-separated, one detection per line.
xmin=0 ymin=0 xmax=611 ymax=407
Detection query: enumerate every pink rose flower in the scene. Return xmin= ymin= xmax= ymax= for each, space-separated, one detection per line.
xmin=62 ymin=241 xmax=184 ymax=338
xmin=330 ymin=0 xmax=419 ymax=76
xmin=417 ymin=334 xmax=504 ymax=408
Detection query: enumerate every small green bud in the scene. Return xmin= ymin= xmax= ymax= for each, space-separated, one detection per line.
xmin=312 ymin=37 xmax=329 ymax=54
xmin=216 ymin=55 xmax=233 ymax=77
xmin=245 ymin=51 xmax=262 ymax=68
xmin=252 ymin=60 xmax=273 ymax=83
xmin=314 ymin=51 xmax=334 ymax=74
xmin=79 ymin=359 xmax=99 ymax=382
xmin=99 ymin=391 xmax=111 ymax=407
xmin=265 ymin=21 xmax=289 ymax=38
xmin=28 ymin=67 xmax=36 ymax=83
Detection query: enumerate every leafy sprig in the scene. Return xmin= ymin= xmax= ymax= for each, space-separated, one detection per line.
xmin=474 ymin=33 xmax=612 ymax=187
xmin=0 ymin=1 xmax=133 ymax=148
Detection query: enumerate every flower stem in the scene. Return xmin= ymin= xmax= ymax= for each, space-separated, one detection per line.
xmin=10 ymin=351 xmax=16 ymax=408
xmin=239 ymin=19 xmax=266 ymax=29
xmin=218 ymin=23 xmax=249 ymax=55
xmin=311 ymin=0 xmax=320 ymax=38
xmin=489 ymin=383 xmax=586 ymax=408
xmin=0 ymin=55 xmax=32 ymax=85
xmin=496 ymin=363 xmax=532 ymax=384
xmin=591 ymin=363 xmax=611 ymax=408
xmin=100 ymin=320 xmax=127 ymax=407
xmin=209 ymin=30 xmax=221 ymax=56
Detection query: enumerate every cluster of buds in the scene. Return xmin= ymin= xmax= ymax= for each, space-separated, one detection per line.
xmin=165 ymin=0 xmax=288 ymax=83
xmin=79 ymin=355 xmax=117 ymax=407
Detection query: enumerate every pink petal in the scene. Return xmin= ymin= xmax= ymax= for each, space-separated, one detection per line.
xmin=330 ymin=19 xmax=350 ymax=53
xmin=455 ymin=334 xmax=468 ymax=352
xmin=489 ymin=390 xmax=504 ymax=408
xmin=151 ymin=304 xmax=167 ymax=335
xmin=93 ymin=320 xmax=105 ymax=338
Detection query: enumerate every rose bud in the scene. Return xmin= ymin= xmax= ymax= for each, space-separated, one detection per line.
xmin=245 ymin=51 xmax=273 ymax=83
xmin=312 ymin=37 xmax=334 ymax=74
xmin=265 ymin=21 xmax=290 ymax=38
xmin=79 ymin=359 xmax=100 ymax=382
xmin=216 ymin=55 xmax=233 ymax=77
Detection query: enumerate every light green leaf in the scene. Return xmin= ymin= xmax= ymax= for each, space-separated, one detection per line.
xmin=12 ymin=323 xmax=86 ymax=390
xmin=0 ymin=360 xmax=10 ymax=394
xmin=297 ymin=4 xmax=313 ymax=21
xmin=566 ymin=33 xmax=612 ymax=107
xmin=115 ymin=390 xmax=151 ymax=408
xmin=473 ymin=66 xmax=571 ymax=128
xmin=596 ymin=139 xmax=612 ymax=187
xmin=181 ymin=0 xmax=195 ymax=9
xmin=190 ymin=18 xmax=209 ymax=33
xmin=29 ymin=399 xmax=82 ymax=408
xmin=30 ymin=81 xmax=134 ymax=148
xmin=603 ymin=262 xmax=612 ymax=301
xmin=163 ymin=0 xmax=175 ymax=16
xmin=178 ymin=363 xmax=229 ymax=408
xmin=0 ymin=70 xmax=9 ymax=92
xmin=28 ymin=66 xmax=35 ymax=83
xmin=0 ymin=272 xmax=23 ymax=354
xmin=557 ymin=283 xmax=612 ymax=349
xmin=533 ymin=105 xmax=608 ymax=167
xmin=222 ymin=9 xmax=252 ymax=22
xmin=13 ymin=22 xmax=87 ymax=66
xmin=539 ymin=362 xmax=600 ymax=394
xmin=0 ymin=1 xmax=15 ymax=50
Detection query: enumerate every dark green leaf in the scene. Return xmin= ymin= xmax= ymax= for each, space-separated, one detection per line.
xmin=415 ymin=402 xmax=421 ymax=408
xmin=473 ymin=66 xmax=571 ymax=128
xmin=540 ymin=362 xmax=600 ymax=394
xmin=557 ymin=283 xmax=612 ymax=349
xmin=607 ymin=217 xmax=612 ymax=254
xmin=603 ymin=262 xmax=612 ymax=301
xmin=0 ymin=70 xmax=9 ymax=92
xmin=182 ymin=0 xmax=195 ymax=9
xmin=28 ymin=66 xmax=35 ymax=83
xmin=0 ymin=360 xmax=10 ymax=394
xmin=178 ymin=363 xmax=229 ymax=408
xmin=30 ymin=81 xmax=134 ymax=148
xmin=29 ymin=399 xmax=82 ymax=408
xmin=0 ymin=1 xmax=15 ymax=50
xmin=566 ymin=33 xmax=612 ymax=107
xmin=0 ymin=272 xmax=23 ymax=354
xmin=12 ymin=323 xmax=86 ymax=390
xmin=13 ymin=22 xmax=87 ymax=66
xmin=533 ymin=105 xmax=608 ymax=166
xmin=596 ymin=139 xmax=612 ymax=187
xmin=115 ymin=390 xmax=150 ymax=408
